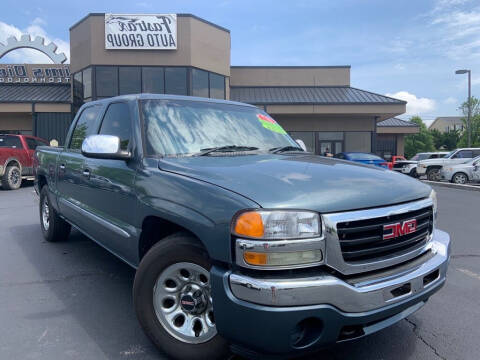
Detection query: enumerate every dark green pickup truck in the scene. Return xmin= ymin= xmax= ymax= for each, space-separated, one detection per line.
xmin=34 ymin=94 xmax=450 ymax=360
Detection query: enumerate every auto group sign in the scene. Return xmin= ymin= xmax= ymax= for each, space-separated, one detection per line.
xmin=105 ymin=14 xmax=177 ymax=50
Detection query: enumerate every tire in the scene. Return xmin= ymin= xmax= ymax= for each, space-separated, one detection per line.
xmin=133 ymin=233 xmax=229 ymax=360
xmin=426 ymin=168 xmax=441 ymax=181
xmin=409 ymin=169 xmax=418 ymax=178
xmin=1 ymin=165 xmax=22 ymax=190
xmin=452 ymin=172 xmax=468 ymax=184
xmin=39 ymin=186 xmax=71 ymax=242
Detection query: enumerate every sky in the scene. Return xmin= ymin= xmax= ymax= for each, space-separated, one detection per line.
xmin=0 ymin=0 xmax=479 ymax=125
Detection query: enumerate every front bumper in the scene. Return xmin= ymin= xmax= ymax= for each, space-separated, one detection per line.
xmin=211 ymin=229 xmax=450 ymax=357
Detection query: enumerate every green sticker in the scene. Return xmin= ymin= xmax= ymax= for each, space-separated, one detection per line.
xmin=258 ymin=119 xmax=287 ymax=134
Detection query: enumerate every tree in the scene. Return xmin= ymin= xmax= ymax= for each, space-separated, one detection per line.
xmin=458 ymin=96 xmax=480 ymax=147
xmin=430 ymin=128 xmax=460 ymax=150
xmin=404 ymin=116 xmax=435 ymax=158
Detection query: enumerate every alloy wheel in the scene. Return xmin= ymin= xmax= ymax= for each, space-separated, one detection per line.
xmin=453 ymin=173 xmax=467 ymax=184
xmin=153 ymin=262 xmax=216 ymax=344
xmin=41 ymin=195 xmax=50 ymax=231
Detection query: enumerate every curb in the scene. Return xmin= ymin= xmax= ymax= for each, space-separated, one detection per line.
xmin=422 ymin=180 xmax=480 ymax=192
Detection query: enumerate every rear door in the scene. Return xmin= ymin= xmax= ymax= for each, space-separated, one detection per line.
xmin=57 ymin=104 xmax=103 ymax=228
xmin=81 ymin=101 xmax=138 ymax=263
xmin=450 ymin=150 xmax=474 ymax=164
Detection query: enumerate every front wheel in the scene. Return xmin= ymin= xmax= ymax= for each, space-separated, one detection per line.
xmin=1 ymin=165 xmax=22 ymax=190
xmin=427 ymin=168 xmax=441 ymax=181
xmin=133 ymin=233 xmax=229 ymax=360
xmin=452 ymin=172 xmax=468 ymax=184
xmin=409 ymin=169 xmax=418 ymax=178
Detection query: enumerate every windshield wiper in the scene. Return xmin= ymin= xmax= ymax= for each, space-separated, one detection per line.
xmin=269 ymin=145 xmax=304 ymax=154
xmin=196 ymin=145 xmax=259 ymax=156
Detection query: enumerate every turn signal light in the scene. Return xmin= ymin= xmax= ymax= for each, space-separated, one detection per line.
xmin=234 ymin=212 xmax=264 ymax=238
xmin=243 ymin=250 xmax=323 ymax=267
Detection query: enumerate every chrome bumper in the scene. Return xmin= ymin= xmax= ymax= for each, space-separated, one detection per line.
xmin=229 ymin=229 xmax=450 ymax=313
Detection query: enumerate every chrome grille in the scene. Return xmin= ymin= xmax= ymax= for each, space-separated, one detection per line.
xmin=336 ymin=206 xmax=433 ymax=262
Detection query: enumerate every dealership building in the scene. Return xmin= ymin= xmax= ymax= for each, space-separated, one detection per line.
xmin=0 ymin=13 xmax=418 ymax=157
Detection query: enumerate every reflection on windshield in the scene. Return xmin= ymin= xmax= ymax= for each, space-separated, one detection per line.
xmin=141 ymin=99 xmax=298 ymax=156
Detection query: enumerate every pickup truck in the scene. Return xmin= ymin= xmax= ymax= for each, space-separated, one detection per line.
xmin=0 ymin=134 xmax=48 ymax=190
xmin=34 ymin=94 xmax=451 ymax=360
xmin=386 ymin=155 xmax=406 ymax=170
xmin=416 ymin=148 xmax=480 ymax=181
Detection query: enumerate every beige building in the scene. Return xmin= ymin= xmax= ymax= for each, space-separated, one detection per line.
xmin=429 ymin=116 xmax=464 ymax=133
xmin=1 ymin=13 xmax=417 ymax=155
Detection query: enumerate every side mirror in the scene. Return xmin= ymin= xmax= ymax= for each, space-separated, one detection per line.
xmin=81 ymin=135 xmax=131 ymax=160
xmin=295 ymin=139 xmax=307 ymax=152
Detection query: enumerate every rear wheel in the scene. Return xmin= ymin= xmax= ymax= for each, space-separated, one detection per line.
xmin=427 ymin=168 xmax=441 ymax=181
xmin=133 ymin=233 xmax=229 ymax=360
xmin=1 ymin=165 xmax=22 ymax=190
xmin=39 ymin=186 xmax=71 ymax=242
xmin=452 ymin=172 xmax=468 ymax=184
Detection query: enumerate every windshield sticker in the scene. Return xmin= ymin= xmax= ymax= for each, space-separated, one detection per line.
xmin=257 ymin=114 xmax=287 ymax=134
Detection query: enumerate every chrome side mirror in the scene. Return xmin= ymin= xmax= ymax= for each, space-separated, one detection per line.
xmin=295 ymin=139 xmax=307 ymax=152
xmin=81 ymin=135 xmax=131 ymax=160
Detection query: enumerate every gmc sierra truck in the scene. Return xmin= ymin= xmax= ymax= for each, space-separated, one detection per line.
xmin=34 ymin=94 xmax=450 ymax=360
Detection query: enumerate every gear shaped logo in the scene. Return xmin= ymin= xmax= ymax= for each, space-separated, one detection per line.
xmin=0 ymin=34 xmax=67 ymax=64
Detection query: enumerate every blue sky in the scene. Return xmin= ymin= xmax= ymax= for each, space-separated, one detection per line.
xmin=1 ymin=0 xmax=479 ymax=124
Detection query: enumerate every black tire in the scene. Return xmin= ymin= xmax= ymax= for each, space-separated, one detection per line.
xmin=39 ymin=186 xmax=71 ymax=242
xmin=409 ymin=169 xmax=418 ymax=178
xmin=1 ymin=165 xmax=22 ymax=190
xmin=451 ymin=172 xmax=468 ymax=184
xmin=426 ymin=168 xmax=440 ymax=181
xmin=133 ymin=233 xmax=230 ymax=360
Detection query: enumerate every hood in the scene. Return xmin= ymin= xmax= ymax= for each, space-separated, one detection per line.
xmin=419 ymin=158 xmax=446 ymax=165
xmin=158 ymin=154 xmax=431 ymax=213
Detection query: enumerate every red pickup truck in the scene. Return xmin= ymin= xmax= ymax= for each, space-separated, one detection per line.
xmin=0 ymin=134 xmax=49 ymax=190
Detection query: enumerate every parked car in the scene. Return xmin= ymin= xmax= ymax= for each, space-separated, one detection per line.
xmin=34 ymin=94 xmax=450 ymax=360
xmin=0 ymin=134 xmax=48 ymax=190
xmin=395 ymin=152 xmax=449 ymax=177
xmin=441 ymin=155 xmax=480 ymax=184
xmin=416 ymin=148 xmax=480 ymax=181
xmin=333 ymin=152 xmax=388 ymax=168
xmin=386 ymin=155 xmax=406 ymax=170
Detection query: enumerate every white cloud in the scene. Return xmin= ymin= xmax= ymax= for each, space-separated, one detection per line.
xmin=444 ymin=97 xmax=457 ymax=104
xmin=386 ymin=91 xmax=436 ymax=115
xmin=0 ymin=18 xmax=69 ymax=63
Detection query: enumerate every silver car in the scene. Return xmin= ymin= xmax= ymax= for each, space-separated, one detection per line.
xmin=441 ymin=155 xmax=480 ymax=184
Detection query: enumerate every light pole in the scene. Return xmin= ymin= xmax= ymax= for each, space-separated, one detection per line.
xmin=455 ymin=69 xmax=471 ymax=147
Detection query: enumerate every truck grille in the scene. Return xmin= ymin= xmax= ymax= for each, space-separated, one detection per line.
xmin=393 ymin=163 xmax=405 ymax=169
xmin=336 ymin=206 xmax=433 ymax=262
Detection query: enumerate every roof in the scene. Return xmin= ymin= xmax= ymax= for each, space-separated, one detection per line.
xmin=377 ymin=117 xmax=419 ymax=127
xmin=428 ymin=116 xmax=464 ymax=129
xmin=0 ymin=84 xmax=71 ymax=103
xmin=229 ymin=86 xmax=406 ymax=105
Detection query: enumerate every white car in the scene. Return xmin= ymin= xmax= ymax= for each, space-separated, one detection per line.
xmin=393 ymin=152 xmax=448 ymax=177
xmin=441 ymin=156 xmax=480 ymax=184
xmin=417 ymin=148 xmax=480 ymax=181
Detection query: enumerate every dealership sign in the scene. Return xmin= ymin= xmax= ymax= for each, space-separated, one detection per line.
xmin=105 ymin=14 xmax=177 ymax=50
xmin=0 ymin=64 xmax=70 ymax=84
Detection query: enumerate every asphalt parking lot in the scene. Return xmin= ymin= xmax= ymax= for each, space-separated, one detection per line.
xmin=0 ymin=183 xmax=479 ymax=360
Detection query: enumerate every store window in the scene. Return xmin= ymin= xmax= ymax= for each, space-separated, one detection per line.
xmin=165 ymin=67 xmax=187 ymax=95
xmin=345 ymin=131 xmax=372 ymax=153
xmin=142 ymin=67 xmax=164 ymax=93
xmin=209 ymin=73 xmax=225 ymax=99
xmin=96 ymin=66 xmax=118 ymax=97
xmin=192 ymin=68 xmax=209 ymax=98
xmin=82 ymin=68 xmax=92 ymax=99
xmin=289 ymin=131 xmax=315 ymax=153
xmin=119 ymin=67 xmax=141 ymax=95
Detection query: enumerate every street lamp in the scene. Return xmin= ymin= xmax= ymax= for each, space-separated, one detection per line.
xmin=455 ymin=69 xmax=471 ymax=147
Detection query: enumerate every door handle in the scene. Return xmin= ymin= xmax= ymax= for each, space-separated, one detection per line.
xmin=59 ymin=164 xmax=65 ymax=170
xmin=82 ymin=169 xmax=91 ymax=178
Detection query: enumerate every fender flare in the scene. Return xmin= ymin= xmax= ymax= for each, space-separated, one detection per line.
xmin=2 ymin=157 xmax=22 ymax=175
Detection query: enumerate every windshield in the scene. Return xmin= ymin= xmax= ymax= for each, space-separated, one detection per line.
xmin=411 ymin=153 xmax=428 ymax=161
xmin=466 ymin=155 xmax=480 ymax=164
xmin=444 ymin=150 xmax=456 ymax=158
xmin=347 ymin=153 xmax=383 ymax=161
xmin=140 ymin=99 xmax=298 ymax=156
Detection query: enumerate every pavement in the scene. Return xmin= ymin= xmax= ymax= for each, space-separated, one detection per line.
xmin=0 ymin=182 xmax=479 ymax=360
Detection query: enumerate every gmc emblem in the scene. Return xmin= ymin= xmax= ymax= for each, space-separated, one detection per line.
xmin=383 ymin=219 xmax=417 ymax=240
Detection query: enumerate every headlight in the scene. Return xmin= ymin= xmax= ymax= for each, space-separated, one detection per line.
xmin=233 ymin=210 xmax=320 ymax=239
xmin=233 ymin=210 xmax=323 ymax=269
xmin=429 ymin=189 xmax=437 ymax=219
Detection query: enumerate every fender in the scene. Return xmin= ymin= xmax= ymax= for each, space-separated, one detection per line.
xmin=1 ymin=157 xmax=22 ymax=176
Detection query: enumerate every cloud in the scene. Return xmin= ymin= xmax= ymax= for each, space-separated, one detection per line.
xmin=0 ymin=18 xmax=69 ymax=63
xmin=386 ymin=91 xmax=436 ymax=115
xmin=444 ymin=97 xmax=457 ymax=104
